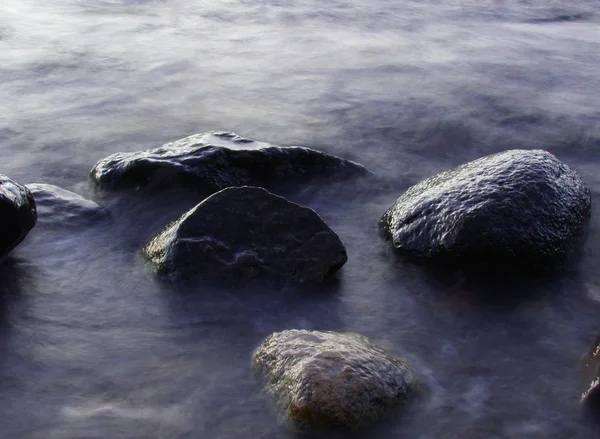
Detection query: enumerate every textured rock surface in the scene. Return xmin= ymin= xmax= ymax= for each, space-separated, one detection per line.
xmin=91 ymin=131 xmax=367 ymax=192
xmin=27 ymin=184 xmax=108 ymax=227
xmin=143 ymin=186 xmax=347 ymax=284
xmin=380 ymin=149 xmax=591 ymax=269
xmin=253 ymin=330 xmax=418 ymax=429
xmin=0 ymin=174 xmax=37 ymax=259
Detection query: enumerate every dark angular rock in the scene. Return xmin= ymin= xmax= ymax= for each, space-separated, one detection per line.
xmin=26 ymin=184 xmax=108 ymax=227
xmin=0 ymin=174 xmax=37 ymax=259
xmin=379 ymin=149 xmax=591 ymax=270
xmin=91 ymin=131 xmax=367 ymax=193
xmin=143 ymin=186 xmax=347 ymax=285
xmin=253 ymin=330 xmax=418 ymax=429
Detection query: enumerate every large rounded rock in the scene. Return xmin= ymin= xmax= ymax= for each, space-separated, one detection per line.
xmin=26 ymin=184 xmax=108 ymax=227
xmin=379 ymin=149 xmax=591 ymax=270
xmin=253 ymin=330 xmax=418 ymax=429
xmin=91 ymin=131 xmax=367 ymax=192
xmin=143 ymin=186 xmax=347 ymax=284
xmin=0 ymin=174 xmax=37 ymax=259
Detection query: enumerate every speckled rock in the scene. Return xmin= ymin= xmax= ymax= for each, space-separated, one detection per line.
xmin=91 ymin=131 xmax=367 ymax=192
xmin=26 ymin=184 xmax=108 ymax=227
xmin=0 ymin=174 xmax=36 ymax=259
xmin=253 ymin=330 xmax=418 ymax=429
xmin=143 ymin=186 xmax=347 ymax=285
xmin=379 ymin=149 xmax=591 ymax=270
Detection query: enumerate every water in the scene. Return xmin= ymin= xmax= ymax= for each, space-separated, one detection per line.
xmin=1 ymin=0 xmax=600 ymax=437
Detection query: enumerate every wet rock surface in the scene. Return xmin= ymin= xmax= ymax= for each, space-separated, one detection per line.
xmin=0 ymin=174 xmax=37 ymax=259
xmin=252 ymin=329 xmax=418 ymax=429
xmin=26 ymin=183 xmax=108 ymax=227
xmin=143 ymin=186 xmax=347 ymax=285
xmin=379 ymin=149 xmax=591 ymax=270
xmin=91 ymin=131 xmax=367 ymax=193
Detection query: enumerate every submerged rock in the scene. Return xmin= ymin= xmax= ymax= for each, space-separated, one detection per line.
xmin=91 ymin=131 xmax=367 ymax=193
xmin=143 ymin=186 xmax=347 ymax=285
xmin=380 ymin=149 xmax=591 ymax=270
xmin=253 ymin=330 xmax=418 ymax=429
xmin=26 ymin=184 xmax=108 ymax=227
xmin=0 ymin=174 xmax=37 ymax=259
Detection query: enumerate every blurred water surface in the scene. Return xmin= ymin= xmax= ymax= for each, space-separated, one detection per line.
xmin=1 ymin=0 xmax=600 ymax=437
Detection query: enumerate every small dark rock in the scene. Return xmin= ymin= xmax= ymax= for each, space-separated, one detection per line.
xmin=26 ymin=183 xmax=108 ymax=227
xmin=527 ymin=13 xmax=592 ymax=24
xmin=0 ymin=174 xmax=37 ymax=259
xmin=253 ymin=329 xmax=418 ymax=429
xmin=582 ymin=334 xmax=600 ymax=412
xmin=91 ymin=131 xmax=367 ymax=193
xmin=379 ymin=149 xmax=591 ymax=270
xmin=143 ymin=186 xmax=347 ymax=285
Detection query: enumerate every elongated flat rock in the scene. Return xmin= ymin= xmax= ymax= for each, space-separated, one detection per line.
xmin=253 ymin=330 xmax=418 ymax=429
xmin=143 ymin=186 xmax=347 ymax=285
xmin=27 ymin=183 xmax=108 ymax=227
xmin=0 ymin=174 xmax=37 ymax=259
xmin=91 ymin=131 xmax=367 ymax=192
xmin=380 ymin=149 xmax=591 ymax=270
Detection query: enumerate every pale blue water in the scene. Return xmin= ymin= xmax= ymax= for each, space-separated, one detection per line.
xmin=1 ymin=1 xmax=600 ymax=437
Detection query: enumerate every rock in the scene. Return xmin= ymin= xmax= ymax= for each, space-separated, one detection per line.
xmin=581 ymin=335 xmax=600 ymax=411
xmin=26 ymin=184 xmax=108 ymax=227
xmin=583 ymin=380 xmax=600 ymax=411
xmin=143 ymin=186 xmax=347 ymax=284
xmin=0 ymin=174 xmax=37 ymax=259
xmin=379 ymin=149 xmax=591 ymax=270
xmin=91 ymin=131 xmax=367 ymax=193
xmin=253 ymin=330 xmax=418 ymax=429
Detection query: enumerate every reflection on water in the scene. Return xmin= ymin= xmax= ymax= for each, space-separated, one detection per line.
xmin=1 ymin=0 xmax=600 ymax=437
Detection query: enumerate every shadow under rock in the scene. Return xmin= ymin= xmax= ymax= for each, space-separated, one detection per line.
xmin=0 ymin=257 xmax=31 ymax=327
xmin=385 ymin=244 xmax=589 ymax=309
xmin=0 ymin=257 xmax=34 ymax=381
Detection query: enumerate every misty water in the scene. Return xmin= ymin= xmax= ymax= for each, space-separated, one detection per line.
xmin=2 ymin=0 xmax=600 ymax=437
